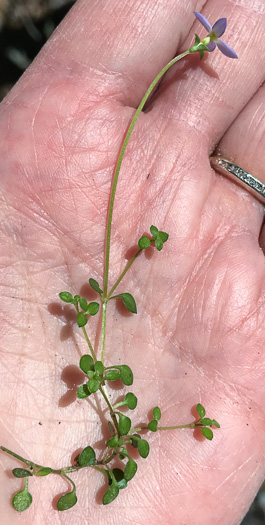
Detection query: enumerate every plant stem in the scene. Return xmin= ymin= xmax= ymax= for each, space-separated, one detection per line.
xmin=99 ymin=384 xmax=119 ymax=433
xmin=81 ymin=326 xmax=97 ymax=362
xmin=103 ymin=49 xmax=190 ymax=297
xmin=74 ymin=304 xmax=97 ymax=361
xmin=100 ymin=300 xmax=107 ymax=363
xmin=107 ymin=248 xmax=142 ymax=299
xmin=101 ymin=49 xmax=191 ymax=364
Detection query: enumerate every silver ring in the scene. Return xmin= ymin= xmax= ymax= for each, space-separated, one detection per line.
xmin=210 ymin=156 xmax=265 ymax=204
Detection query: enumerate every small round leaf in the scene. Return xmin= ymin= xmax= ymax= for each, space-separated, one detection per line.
xmin=77 ymin=312 xmax=87 ymax=327
xmin=12 ymin=488 xmax=32 ymax=512
xmin=155 ymin=238 xmax=163 ymax=251
xmin=59 ymin=291 xmax=73 ymax=303
xmin=150 ymin=225 xmax=158 ymax=236
xmin=211 ymin=419 xmax=220 ymax=428
xmin=124 ymin=457 xmax=137 ymax=481
xmin=119 ymin=365 xmax=133 ymax=386
xmin=57 ymin=490 xmax=77 ymax=511
xmin=77 ymin=384 xmax=90 ymax=399
xmin=117 ymin=413 xmax=131 ymax=436
xmin=153 ymin=406 xmax=161 ymax=421
xmin=200 ymin=417 xmax=213 ymax=426
xmin=159 ymin=231 xmax=169 ymax=242
xmin=109 ymin=468 xmax=127 ymax=489
xmin=35 ymin=467 xmax=52 ymax=476
xmin=138 ymin=236 xmax=151 ymax=249
xmin=102 ymin=482 xmax=119 ymax=505
xmin=137 ymin=439 xmax=150 ymax=458
xmin=94 ymin=361 xmax=104 ymax=375
xmin=105 ymin=369 xmax=121 ymax=381
xmin=120 ymin=293 xmax=137 ymax=314
xmin=12 ymin=468 xmax=33 ymax=478
xmin=79 ymin=354 xmax=94 ymax=374
xmin=196 ymin=403 xmax=206 ymax=418
xmin=130 ymin=433 xmax=141 ymax=448
xmin=87 ymin=378 xmax=99 ymax=393
xmin=89 ymin=278 xmax=103 ymax=295
xmin=124 ymin=392 xmax=137 ymax=410
xmin=86 ymin=302 xmax=100 ymax=316
xmin=201 ymin=427 xmax=213 ymax=440
xmin=79 ymin=446 xmax=96 ymax=467
xmin=106 ymin=435 xmax=119 ymax=448
xmin=148 ymin=420 xmax=158 ymax=432
xmin=79 ymin=297 xmax=88 ymax=311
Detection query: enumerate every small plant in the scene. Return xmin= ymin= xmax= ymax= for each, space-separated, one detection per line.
xmin=0 ymin=11 xmax=237 ymax=512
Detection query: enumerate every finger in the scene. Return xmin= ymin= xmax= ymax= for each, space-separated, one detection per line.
xmin=149 ymin=0 xmax=265 ymax=150
xmin=2 ymin=0 xmax=202 ymax=108
xmin=210 ymin=81 xmax=265 ymax=247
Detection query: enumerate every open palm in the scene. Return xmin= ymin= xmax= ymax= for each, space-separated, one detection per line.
xmin=1 ymin=1 xmax=265 ymax=524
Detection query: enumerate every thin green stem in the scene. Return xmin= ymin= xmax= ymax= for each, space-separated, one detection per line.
xmin=100 ymin=301 xmax=107 ymax=363
xmin=101 ymin=49 xmax=191 ymax=366
xmin=81 ymin=326 xmax=97 ymax=362
xmin=74 ymin=304 xmax=97 ymax=361
xmin=99 ymin=384 xmax=119 ymax=433
xmin=103 ymin=49 xmax=191 ymax=297
xmin=107 ymin=248 xmax=142 ymax=299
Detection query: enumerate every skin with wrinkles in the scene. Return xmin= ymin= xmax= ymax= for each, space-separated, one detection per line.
xmin=0 ymin=1 xmax=265 ymax=524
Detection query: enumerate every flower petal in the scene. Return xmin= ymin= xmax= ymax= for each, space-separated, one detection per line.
xmin=212 ymin=18 xmax=227 ymax=38
xmin=217 ymin=38 xmax=238 ymax=58
xmin=206 ymin=41 xmax=216 ymax=52
xmin=193 ymin=11 xmax=212 ymax=32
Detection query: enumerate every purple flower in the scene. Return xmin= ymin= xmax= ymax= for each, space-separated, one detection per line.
xmin=194 ymin=11 xmax=238 ymax=59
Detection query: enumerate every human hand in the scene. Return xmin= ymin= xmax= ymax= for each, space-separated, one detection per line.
xmin=1 ymin=1 xmax=265 ymax=523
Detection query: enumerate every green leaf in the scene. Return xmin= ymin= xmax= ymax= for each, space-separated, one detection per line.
xmin=87 ymin=378 xmax=99 ymax=393
xmin=124 ymin=457 xmax=137 ymax=482
xmin=94 ymin=361 xmax=104 ymax=375
xmin=198 ymin=49 xmax=205 ymax=60
xmin=86 ymin=302 xmax=100 ymax=316
xmin=102 ymin=482 xmax=119 ymax=505
xmin=152 ymin=406 xmax=161 ymax=421
xmin=57 ymin=490 xmax=77 ymax=511
xmin=59 ymin=291 xmax=73 ymax=303
xmin=104 ymin=369 xmax=121 ymax=381
xmin=155 ymin=238 xmax=163 ymax=251
xmin=138 ymin=236 xmax=151 ymax=249
xmin=195 ymin=33 xmax=200 ymax=45
xmin=12 ymin=468 xmax=33 ymax=478
xmin=79 ymin=446 xmax=96 ymax=467
xmin=109 ymin=468 xmax=127 ymax=490
xmin=77 ymin=384 xmax=90 ymax=399
xmin=106 ymin=435 xmax=119 ymax=448
xmin=108 ymin=421 xmax=115 ymax=436
xmin=77 ymin=312 xmax=87 ymax=327
xmin=150 ymin=225 xmax=158 ymax=237
xmin=201 ymin=427 xmax=213 ymax=440
xmin=89 ymin=278 xmax=103 ymax=295
xmin=117 ymin=413 xmax=131 ymax=436
xmin=79 ymin=354 xmax=94 ymax=374
xmin=35 ymin=467 xmax=52 ymax=476
xmin=12 ymin=487 xmax=33 ymax=512
xmin=148 ymin=420 xmax=158 ymax=432
xmin=200 ymin=418 xmax=213 ymax=426
xmin=159 ymin=231 xmax=169 ymax=243
xmin=137 ymin=439 xmax=150 ymax=458
xmin=211 ymin=419 xmax=220 ymax=428
xmin=118 ymin=365 xmax=133 ymax=386
xmin=79 ymin=297 xmax=88 ymax=311
xmin=120 ymin=293 xmax=137 ymax=314
xmin=130 ymin=434 xmax=141 ymax=448
xmin=124 ymin=392 xmax=137 ymax=410
xmin=196 ymin=403 xmax=206 ymax=418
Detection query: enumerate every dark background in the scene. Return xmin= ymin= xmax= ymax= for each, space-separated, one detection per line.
xmin=0 ymin=1 xmax=264 ymax=523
